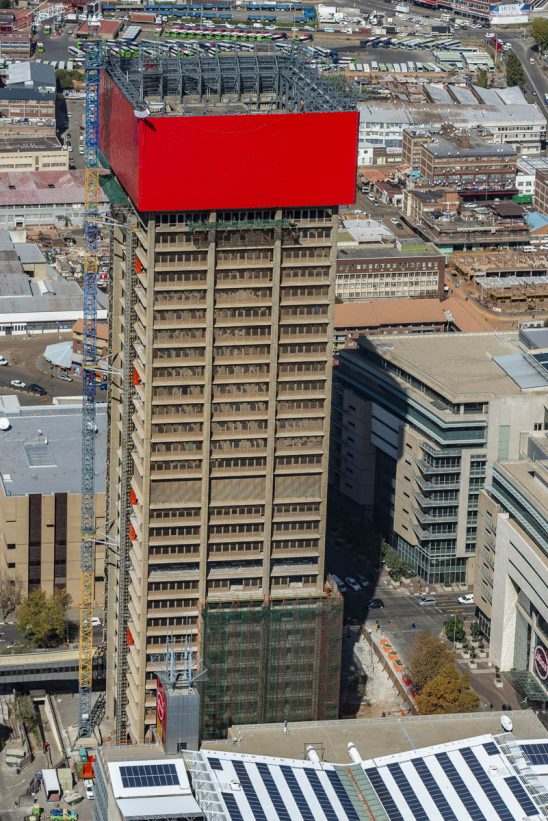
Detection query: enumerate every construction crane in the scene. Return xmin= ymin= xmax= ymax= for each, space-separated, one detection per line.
xmin=78 ymin=38 xmax=101 ymax=740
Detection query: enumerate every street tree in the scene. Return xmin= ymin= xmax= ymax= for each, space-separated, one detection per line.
xmin=409 ymin=633 xmax=454 ymax=692
xmin=0 ymin=571 xmax=23 ymax=620
xmin=444 ymin=615 xmax=466 ymax=644
xmin=17 ymin=590 xmax=69 ymax=648
xmin=531 ymin=18 xmax=548 ymax=53
xmin=506 ymin=53 xmax=526 ymax=87
xmin=416 ymin=661 xmax=480 ymax=714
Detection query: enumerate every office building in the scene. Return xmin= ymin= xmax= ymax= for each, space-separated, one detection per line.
xmin=331 ymin=332 xmax=548 ymax=584
xmin=0 ymin=396 xmax=106 ymax=605
xmin=100 ymin=50 xmax=357 ymax=742
xmin=336 ymin=241 xmax=444 ymax=302
xmin=334 ymin=299 xmax=452 ymax=350
xmin=475 ymin=430 xmax=548 ymax=706
xmin=534 ymin=168 xmax=548 ymax=216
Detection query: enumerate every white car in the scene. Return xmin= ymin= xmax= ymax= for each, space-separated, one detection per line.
xmin=390 ymin=217 xmax=399 ymax=224
xmin=345 ymin=576 xmax=361 ymax=592
xmin=0 ymin=356 xmax=7 ymax=365
xmin=458 ymin=593 xmax=475 ymax=605
xmin=91 ymin=616 xmax=101 ymax=627
xmin=84 ymin=779 xmax=95 ymax=800
xmin=10 ymin=379 xmax=25 ymax=389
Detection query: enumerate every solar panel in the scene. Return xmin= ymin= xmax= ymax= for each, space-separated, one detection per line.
xmin=504 ymin=776 xmax=538 ymax=817
xmin=326 ymin=770 xmax=361 ymax=821
xmin=520 ymin=742 xmax=548 ymax=767
xmin=208 ymin=757 xmax=224 ymax=770
xmin=304 ymin=768 xmax=340 ymax=821
xmin=435 ymin=752 xmax=487 ymax=821
xmin=411 ymin=758 xmax=458 ymax=821
xmin=482 ymin=742 xmax=499 ymax=756
xmin=232 ymin=761 xmax=269 ymax=821
xmin=256 ymin=763 xmax=292 ymax=821
xmin=119 ymin=763 xmax=179 ymax=789
xmin=459 ymin=748 xmax=515 ymax=821
xmin=386 ymin=763 xmax=429 ymax=821
xmin=223 ymin=791 xmax=245 ymax=821
xmin=279 ymin=765 xmax=316 ymax=821
xmin=364 ymin=768 xmax=404 ymax=821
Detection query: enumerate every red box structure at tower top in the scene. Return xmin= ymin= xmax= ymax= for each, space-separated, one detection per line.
xmin=99 ymin=57 xmax=358 ymax=213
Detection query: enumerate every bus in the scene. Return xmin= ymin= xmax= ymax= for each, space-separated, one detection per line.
xmin=43 ymin=24 xmax=51 ymax=35
xmin=68 ymin=45 xmax=85 ymax=58
xmin=36 ymin=40 xmax=45 ymax=52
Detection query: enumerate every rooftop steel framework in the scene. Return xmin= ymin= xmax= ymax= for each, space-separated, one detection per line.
xmin=105 ymin=50 xmax=354 ymax=114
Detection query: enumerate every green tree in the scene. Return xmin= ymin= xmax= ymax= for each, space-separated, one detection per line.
xmin=444 ymin=615 xmax=465 ymax=643
xmin=531 ymin=18 xmax=548 ymax=52
xmin=506 ymin=53 xmax=526 ymax=88
xmin=476 ymin=68 xmax=489 ymax=88
xmin=56 ymin=69 xmax=85 ymax=90
xmin=416 ymin=661 xmax=480 ymax=715
xmin=0 ymin=571 xmax=23 ymax=620
xmin=409 ymin=632 xmax=454 ymax=692
xmin=382 ymin=543 xmax=413 ymax=580
xmin=17 ymin=590 xmax=69 ymax=648
xmin=0 ymin=0 xmax=12 ymax=8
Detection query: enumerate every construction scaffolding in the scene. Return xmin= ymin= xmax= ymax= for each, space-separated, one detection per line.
xmin=200 ymin=591 xmax=343 ymax=739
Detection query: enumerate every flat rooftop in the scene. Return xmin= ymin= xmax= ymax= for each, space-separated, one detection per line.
xmin=0 ymin=399 xmax=107 ymax=496
xmin=338 ymin=241 xmax=441 ymax=261
xmin=358 ymin=332 xmax=535 ymax=401
xmin=204 ymin=710 xmax=547 ymax=761
xmin=106 ymin=50 xmax=354 ymax=116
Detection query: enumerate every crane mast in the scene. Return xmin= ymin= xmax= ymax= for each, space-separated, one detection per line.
xmin=78 ymin=40 xmax=101 ymax=739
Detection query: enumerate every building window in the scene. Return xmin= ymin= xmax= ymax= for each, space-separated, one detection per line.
xmin=6 ymin=543 xmax=15 ymax=550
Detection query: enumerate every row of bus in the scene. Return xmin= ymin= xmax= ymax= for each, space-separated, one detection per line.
xmin=165 ymin=24 xmax=288 ymax=40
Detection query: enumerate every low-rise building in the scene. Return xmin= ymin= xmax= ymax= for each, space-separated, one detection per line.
xmin=336 ymin=241 xmax=445 ymax=301
xmin=331 ymin=332 xmax=548 ymax=584
xmin=0 ymin=137 xmax=69 ymax=173
xmin=404 ymin=192 xmax=529 ymax=252
xmin=359 ymin=91 xmax=545 ymax=163
xmin=0 ymin=170 xmax=110 ymax=229
xmin=334 ymin=298 xmax=451 ymax=349
xmin=410 ymin=129 xmax=517 ymax=196
xmin=72 ymin=318 xmax=108 ymax=372
xmin=0 ymin=395 xmax=106 ymax=606
xmin=0 ymin=32 xmax=31 ymax=61
xmin=475 ymin=422 xmax=548 ymax=706
xmin=0 ymin=62 xmax=57 ymax=138
xmin=76 ymin=18 xmax=122 ymax=40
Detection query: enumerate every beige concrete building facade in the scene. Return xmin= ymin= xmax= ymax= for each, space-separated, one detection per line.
xmin=0 ymin=139 xmax=69 ymax=173
xmin=106 ymin=207 xmax=344 ymax=743
xmin=0 ymin=399 xmax=106 ymax=606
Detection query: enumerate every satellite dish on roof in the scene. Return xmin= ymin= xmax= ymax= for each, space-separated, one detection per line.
xmin=0 ymin=418 xmax=10 ymax=431
xmin=500 ymin=714 xmax=513 ymax=732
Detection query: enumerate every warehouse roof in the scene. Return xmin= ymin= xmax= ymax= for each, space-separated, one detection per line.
xmin=0 ymin=171 xmax=109 ymax=207
xmin=0 ymin=400 xmax=107 ymax=496
xmin=335 ymin=299 xmax=447 ymax=330
xmin=7 ymin=61 xmax=55 ymax=89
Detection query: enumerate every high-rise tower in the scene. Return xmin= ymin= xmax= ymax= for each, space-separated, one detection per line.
xmin=100 ymin=49 xmax=358 ymax=743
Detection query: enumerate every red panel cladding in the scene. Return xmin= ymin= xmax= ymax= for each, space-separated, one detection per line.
xmin=99 ymin=70 xmax=141 ymax=205
xmin=100 ymin=77 xmax=358 ymax=212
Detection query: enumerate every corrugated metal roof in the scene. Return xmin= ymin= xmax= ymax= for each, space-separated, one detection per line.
xmin=0 ymin=171 xmax=108 ymax=207
xmin=493 ymin=353 xmax=548 ymax=389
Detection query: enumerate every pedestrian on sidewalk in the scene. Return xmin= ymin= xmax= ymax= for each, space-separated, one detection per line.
xmin=411 ymin=621 xmax=416 ymax=630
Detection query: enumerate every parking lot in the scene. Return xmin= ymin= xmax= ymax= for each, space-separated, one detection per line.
xmin=0 ymin=334 xmax=107 ymax=405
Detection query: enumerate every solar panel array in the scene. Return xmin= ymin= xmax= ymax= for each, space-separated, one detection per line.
xmin=519 ymin=742 xmax=548 ymax=768
xmin=203 ymin=737 xmax=543 ymax=821
xmin=119 ymin=763 xmax=179 ymax=789
xmin=206 ymin=755 xmax=361 ymax=820
xmin=364 ymin=740 xmax=541 ymax=820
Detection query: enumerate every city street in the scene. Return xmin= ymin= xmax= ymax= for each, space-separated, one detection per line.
xmin=505 ymin=35 xmax=548 ymax=118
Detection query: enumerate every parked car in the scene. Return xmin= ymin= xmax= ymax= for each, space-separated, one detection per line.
xmin=0 ymin=356 xmax=7 ymax=365
xmin=331 ymin=574 xmax=347 ymax=593
xmin=98 ymin=382 xmax=108 ymax=391
xmin=84 ymin=780 xmax=95 ymax=800
xmin=418 ymin=595 xmax=437 ymax=607
xmin=345 ymin=576 xmax=361 ymax=592
xmin=368 ymin=598 xmax=384 ymax=609
xmin=10 ymin=379 xmax=25 ymax=389
xmin=58 ymin=373 xmax=73 ymax=382
xmin=28 ymin=383 xmax=46 ymax=396
xmin=390 ymin=217 xmax=399 ymax=224
xmin=91 ymin=616 xmax=101 ymax=627
xmin=356 ymin=574 xmax=370 ymax=589
xmin=458 ymin=593 xmax=475 ymax=605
